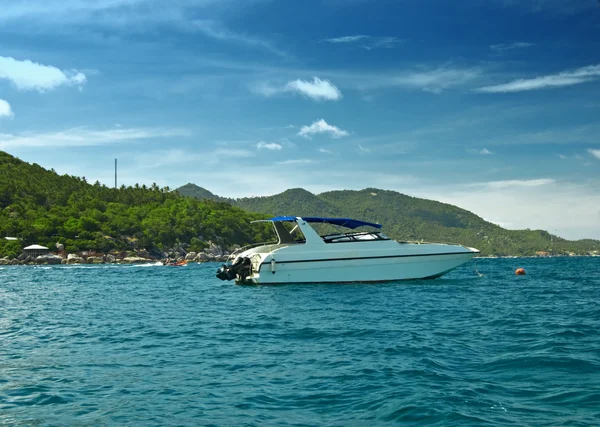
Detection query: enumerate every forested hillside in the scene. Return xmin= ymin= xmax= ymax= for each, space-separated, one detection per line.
xmin=0 ymin=152 xmax=272 ymax=258
xmin=177 ymin=184 xmax=600 ymax=257
xmin=2 ymin=151 xmax=596 ymax=260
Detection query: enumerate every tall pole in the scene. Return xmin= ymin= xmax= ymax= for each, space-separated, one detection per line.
xmin=115 ymin=158 xmax=117 ymax=189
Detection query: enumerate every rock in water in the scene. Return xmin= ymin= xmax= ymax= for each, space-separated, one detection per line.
xmin=35 ymin=254 xmax=63 ymax=265
xmin=67 ymin=254 xmax=85 ymax=264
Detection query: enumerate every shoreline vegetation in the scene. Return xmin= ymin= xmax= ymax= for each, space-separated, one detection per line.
xmin=1 ymin=151 xmax=599 ymax=260
xmin=0 ymin=151 xmax=273 ymax=261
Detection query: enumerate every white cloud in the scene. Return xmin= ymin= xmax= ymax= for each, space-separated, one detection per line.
xmin=0 ymin=99 xmax=13 ymax=118
xmin=392 ymin=67 xmax=481 ymax=93
xmin=0 ymin=56 xmax=87 ymax=92
xmin=358 ymin=144 xmax=371 ymax=153
xmin=0 ymin=1 xmax=243 ymax=27
xmin=469 ymin=148 xmax=494 ymax=155
xmin=192 ymin=19 xmax=286 ymax=57
xmin=255 ymin=77 xmax=342 ymax=101
xmin=589 ymin=149 xmax=600 ymax=160
xmin=256 ymin=141 xmax=282 ymax=150
xmin=319 ymin=148 xmax=333 ymax=154
xmin=474 ymin=178 xmax=555 ymax=189
xmin=362 ymin=37 xmax=403 ymax=50
xmin=324 ymin=35 xmax=369 ymax=43
xmin=0 ymin=0 xmax=152 ymax=19
xmin=490 ymin=42 xmax=535 ymax=52
xmin=304 ymin=66 xmax=480 ymax=94
xmin=0 ymin=0 xmax=282 ymax=59
xmin=277 ymin=159 xmax=312 ymax=165
xmin=298 ymin=119 xmax=349 ymax=139
xmin=323 ymin=35 xmax=403 ymax=50
xmin=476 ymin=64 xmax=600 ymax=93
xmin=285 ymin=77 xmax=342 ymax=101
xmin=0 ymin=127 xmax=190 ymax=149
xmin=303 ymin=66 xmax=481 ymax=94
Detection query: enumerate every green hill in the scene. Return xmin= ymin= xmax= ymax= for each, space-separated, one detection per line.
xmin=177 ymin=184 xmax=600 ymax=257
xmin=0 ymin=152 xmax=272 ymax=258
xmin=175 ymin=183 xmax=227 ymax=202
xmin=236 ymin=188 xmax=343 ymax=218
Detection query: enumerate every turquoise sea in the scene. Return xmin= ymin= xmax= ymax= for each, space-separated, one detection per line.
xmin=1 ymin=257 xmax=599 ymax=426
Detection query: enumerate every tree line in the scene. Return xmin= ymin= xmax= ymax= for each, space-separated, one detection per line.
xmin=0 ymin=151 xmax=272 ymax=258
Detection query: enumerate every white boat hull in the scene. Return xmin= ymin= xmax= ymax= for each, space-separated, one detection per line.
xmin=244 ymin=250 xmax=476 ymax=285
xmin=216 ymin=216 xmax=480 ymax=285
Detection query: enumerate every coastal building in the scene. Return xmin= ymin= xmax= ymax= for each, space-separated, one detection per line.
xmin=23 ymin=244 xmax=50 ymax=258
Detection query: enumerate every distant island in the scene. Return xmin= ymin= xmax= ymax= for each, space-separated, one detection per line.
xmin=0 ymin=151 xmax=598 ymax=263
xmin=176 ymin=183 xmax=600 ymax=258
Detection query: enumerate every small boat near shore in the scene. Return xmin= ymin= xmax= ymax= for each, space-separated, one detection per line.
xmin=164 ymin=260 xmax=188 ymax=267
xmin=216 ymin=216 xmax=479 ymax=285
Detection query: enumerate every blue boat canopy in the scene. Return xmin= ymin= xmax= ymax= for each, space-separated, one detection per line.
xmin=260 ymin=216 xmax=382 ymax=229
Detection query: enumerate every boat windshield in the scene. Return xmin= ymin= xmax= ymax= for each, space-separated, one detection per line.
xmin=272 ymin=220 xmax=306 ymax=244
xmin=322 ymin=231 xmax=390 ymax=243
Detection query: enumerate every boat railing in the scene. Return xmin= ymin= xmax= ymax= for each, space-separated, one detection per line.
xmin=396 ymin=240 xmax=466 ymax=247
xmin=226 ymin=241 xmax=278 ymax=261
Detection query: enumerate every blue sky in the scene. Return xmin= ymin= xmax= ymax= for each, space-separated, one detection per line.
xmin=1 ymin=0 xmax=599 ymax=239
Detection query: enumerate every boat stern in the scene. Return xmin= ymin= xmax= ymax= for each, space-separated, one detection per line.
xmin=216 ymin=250 xmax=267 ymax=285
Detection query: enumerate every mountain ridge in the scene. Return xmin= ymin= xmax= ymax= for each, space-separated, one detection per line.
xmin=176 ymin=183 xmax=600 ymax=256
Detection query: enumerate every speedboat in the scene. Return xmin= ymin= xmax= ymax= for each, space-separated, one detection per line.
xmin=216 ymin=216 xmax=479 ymax=285
xmin=164 ymin=260 xmax=188 ymax=267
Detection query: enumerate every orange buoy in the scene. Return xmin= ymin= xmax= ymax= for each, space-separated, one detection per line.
xmin=515 ymin=268 xmax=526 ymax=276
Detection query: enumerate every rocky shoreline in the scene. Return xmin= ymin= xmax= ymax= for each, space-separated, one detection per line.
xmin=0 ymin=241 xmax=236 ymax=266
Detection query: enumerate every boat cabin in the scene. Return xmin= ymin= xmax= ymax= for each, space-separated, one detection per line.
xmin=257 ymin=216 xmax=389 ymax=246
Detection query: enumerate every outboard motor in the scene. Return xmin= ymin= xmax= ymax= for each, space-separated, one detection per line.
xmin=216 ymin=257 xmax=252 ymax=282
xmin=216 ymin=264 xmax=236 ymax=281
